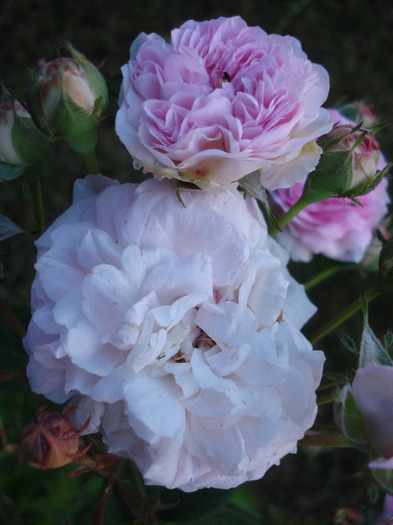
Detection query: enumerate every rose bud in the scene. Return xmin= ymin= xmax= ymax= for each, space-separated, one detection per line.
xmin=303 ymin=121 xmax=387 ymax=202
xmin=0 ymin=101 xmax=49 ymax=174
xmin=20 ymin=406 xmax=90 ymax=469
xmin=32 ymin=43 xmax=108 ymax=154
xmin=337 ymin=102 xmax=378 ymax=129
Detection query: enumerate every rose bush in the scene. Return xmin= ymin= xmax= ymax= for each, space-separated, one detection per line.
xmin=116 ymin=16 xmax=332 ymax=190
xmin=270 ymin=109 xmax=390 ymax=262
xmin=24 ymin=176 xmax=324 ymax=491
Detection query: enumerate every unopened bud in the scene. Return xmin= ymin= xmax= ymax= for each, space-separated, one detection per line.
xmin=31 ymin=43 xmax=108 ymax=153
xmin=304 ymin=123 xmax=384 ymax=202
xmin=0 ymin=101 xmax=48 ymax=170
xmin=20 ymin=406 xmax=90 ymax=469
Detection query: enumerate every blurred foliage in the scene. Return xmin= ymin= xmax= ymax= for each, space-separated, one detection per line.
xmin=0 ymin=0 xmax=392 ymax=523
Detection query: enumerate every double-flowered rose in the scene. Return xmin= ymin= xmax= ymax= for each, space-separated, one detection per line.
xmin=116 ymin=16 xmax=332 ymax=190
xmin=24 ymin=175 xmax=324 ymax=491
xmin=270 ymin=109 xmax=390 ymax=262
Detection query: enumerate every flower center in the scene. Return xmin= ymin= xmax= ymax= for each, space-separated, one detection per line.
xmin=214 ymin=71 xmax=231 ymax=90
xmin=193 ymin=330 xmax=216 ymax=350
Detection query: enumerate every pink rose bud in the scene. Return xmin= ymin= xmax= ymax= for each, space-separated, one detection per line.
xmin=335 ymin=102 xmax=378 ymax=129
xmin=325 ymin=123 xmax=381 ymax=193
xmin=0 ymin=101 xmax=48 ymax=169
xmin=32 ymin=43 xmax=108 ymax=154
xmin=20 ymin=406 xmax=90 ymax=469
xmin=305 ymin=120 xmax=387 ymax=201
xmin=270 ymin=107 xmax=390 ymax=262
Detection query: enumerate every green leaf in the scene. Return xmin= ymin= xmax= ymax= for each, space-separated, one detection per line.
xmin=371 ymin=467 xmax=393 ymax=495
xmin=358 ymin=312 xmax=393 ymax=368
xmin=229 ymin=484 xmax=260 ymax=519
xmin=238 ymin=171 xmax=280 ymax=231
xmin=384 ymin=330 xmax=393 ymax=350
xmin=340 ymin=334 xmax=357 ymax=354
xmin=0 ymin=214 xmax=23 ymax=241
xmin=11 ymin=115 xmax=49 ymax=166
xmin=0 ymin=162 xmax=25 ymax=181
xmin=238 ymin=171 xmax=268 ymax=205
xmin=340 ymin=386 xmax=368 ymax=444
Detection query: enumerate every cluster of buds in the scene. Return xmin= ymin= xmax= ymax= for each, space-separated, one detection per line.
xmin=0 ymin=43 xmax=108 ymax=181
xmin=30 ymin=43 xmax=108 ymax=154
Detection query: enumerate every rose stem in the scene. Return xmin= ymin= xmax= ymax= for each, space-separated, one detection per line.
xmin=92 ymin=459 xmax=125 ymax=525
xmin=310 ymin=285 xmax=380 ymax=345
xmin=298 ymin=432 xmax=353 ymax=447
xmin=268 ymin=194 xmax=310 ymax=237
xmin=30 ymin=178 xmax=45 ymax=235
xmin=83 ymin=148 xmax=100 ymax=175
xmin=304 ymin=264 xmax=357 ymax=291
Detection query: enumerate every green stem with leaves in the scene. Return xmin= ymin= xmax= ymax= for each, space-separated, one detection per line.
xmin=310 ymin=285 xmax=380 ymax=345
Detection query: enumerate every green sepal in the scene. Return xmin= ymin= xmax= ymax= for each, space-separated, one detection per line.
xmin=303 ymin=149 xmax=353 ymax=201
xmin=239 ymin=170 xmax=280 ymax=231
xmin=358 ymin=304 xmax=393 ymax=368
xmin=340 ymin=385 xmax=369 ymax=445
xmin=0 ymin=161 xmax=25 ymax=181
xmin=317 ymin=122 xmax=363 ymax=152
xmin=65 ymin=42 xmax=108 ymax=117
xmin=371 ymin=466 xmax=393 ymax=495
xmin=0 ymin=214 xmax=23 ymax=240
xmin=11 ymin=114 xmax=49 ymax=166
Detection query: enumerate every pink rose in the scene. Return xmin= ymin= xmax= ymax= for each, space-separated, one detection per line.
xmin=270 ymin=109 xmax=390 ymax=262
xmin=116 ymin=16 xmax=332 ymax=190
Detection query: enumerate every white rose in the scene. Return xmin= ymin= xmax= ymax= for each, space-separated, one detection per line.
xmin=24 ymin=175 xmax=324 ymax=491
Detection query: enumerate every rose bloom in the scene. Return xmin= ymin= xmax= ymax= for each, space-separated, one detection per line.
xmin=270 ymin=109 xmax=390 ymax=262
xmin=116 ymin=16 xmax=332 ymax=191
xmin=24 ymin=175 xmax=324 ymax=491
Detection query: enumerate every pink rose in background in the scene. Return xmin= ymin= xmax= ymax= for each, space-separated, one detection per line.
xmin=270 ymin=109 xmax=390 ymax=262
xmin=116 ymin=16 xmax=332 ymax=190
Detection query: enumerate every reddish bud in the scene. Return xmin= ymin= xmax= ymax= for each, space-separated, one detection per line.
xmin=20 ymin=406 xmax=90 ymax=469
